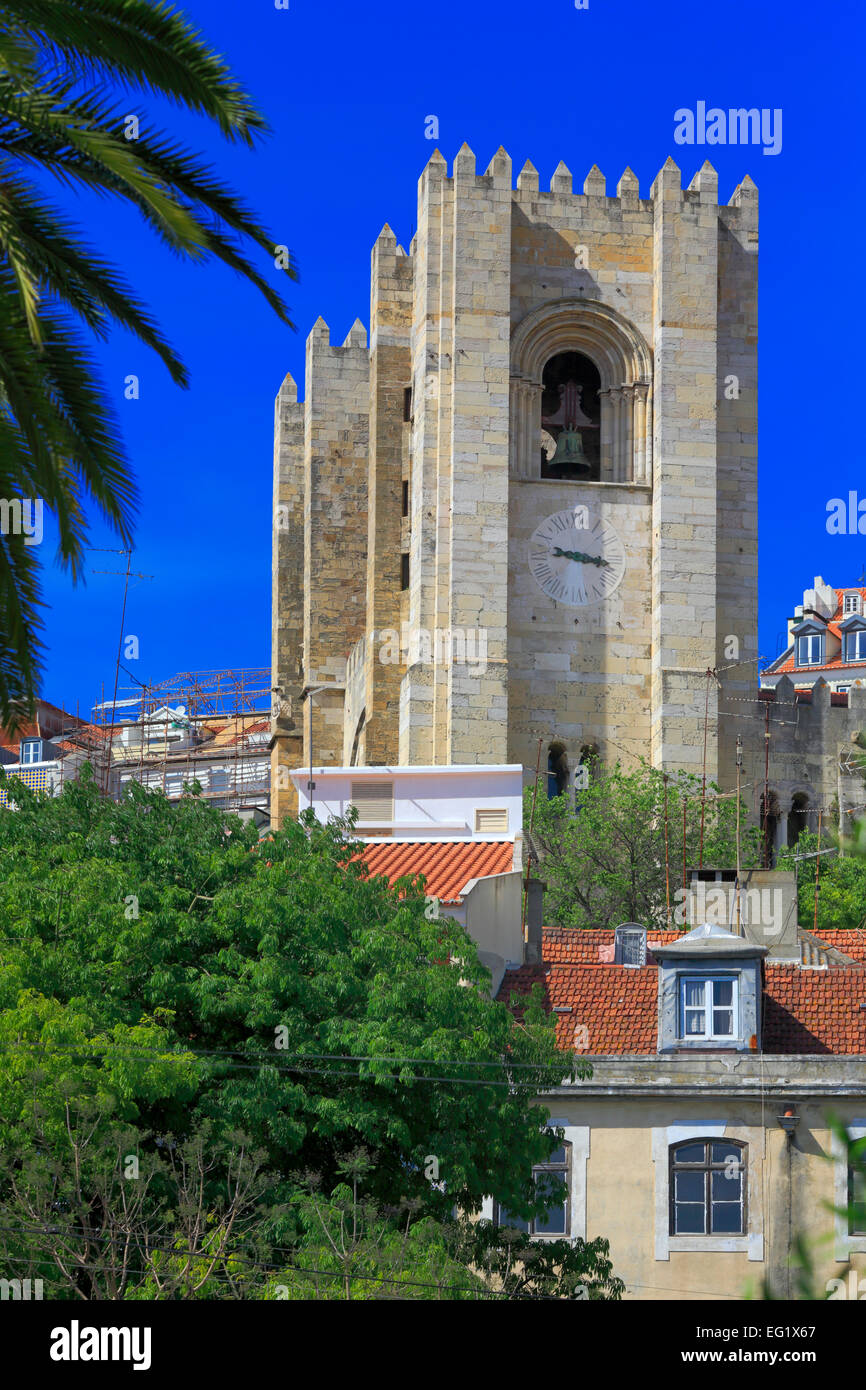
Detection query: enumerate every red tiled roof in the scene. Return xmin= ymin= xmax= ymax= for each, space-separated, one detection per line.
xmin=500 ymin=962 xmax=659 ymax=1052
xmin=357 ymin=839 xmax=514 ymax=903
xmin=543 ymin=926 xmax=680 ymax=964
xmin=767 ymin=587 xmax=866 ymax=676
xmin=763 ymin=966 xmax=866 ymax=1054
xmin=497 ymin=927 xmax=866 ymax=1055
xmin=811 ymin=929 xmax=866 ymax=964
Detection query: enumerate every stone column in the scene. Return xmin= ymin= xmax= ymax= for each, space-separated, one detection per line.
xmin=511 ymin=378 xmax=543 ymax=479
xmin=598 ymin=387 xmax=613 ymax=480
xmin=621 ymin=384 xmax=635 ymax=483
xmin=609 ymin=386 xmax=624 ymax=481
xmin=633 ymin=381 xmax=649 ymax=484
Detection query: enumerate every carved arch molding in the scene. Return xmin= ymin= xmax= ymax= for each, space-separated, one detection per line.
xmin=510 ymin=300 xmax=653 ymax=484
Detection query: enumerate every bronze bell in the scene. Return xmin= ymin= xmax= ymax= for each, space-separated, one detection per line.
xmin=548 ymin=424 xmax=591 ymax=477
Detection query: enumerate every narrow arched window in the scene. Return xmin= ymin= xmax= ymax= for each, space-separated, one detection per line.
xmin=547 ymin=741 xmax=569 ymax=799
xmin=669 ymin=1139 xmax=746 ymax=1236
xmin=540 ymin=351 xmax=601 ymax=480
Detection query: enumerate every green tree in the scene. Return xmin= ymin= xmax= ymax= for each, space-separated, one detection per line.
xmin=0 ymin=0 xmax=296 ymax=728
xmin=777 ymin=830 xmax=866 ymax=933
xmin=527 ymin=759 xmax=760 ymax=929
xmin=260 ymin=1152 xmax=488 ymax=1301
xmin=0 ymin=772 xmax=608 ymax=1297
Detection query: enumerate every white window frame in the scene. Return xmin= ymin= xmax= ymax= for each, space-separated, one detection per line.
xmin=678 ymin=974 xmax=738 ymax=1041
xmin=833 ymin=1120 xmax=866 ymax=1261
xmin=847 ymin=630 xmax=866 ymax=662
xmin=844 ymin=593 xmax=861 ymax=615
xmin=796 ymin=633 xmax=823 ymax=666
xmin=19 ymin=738 xmax=42 ymax=765
xmin=615 ymin=924 xmax=647 ymax=967
xmin=652 ymin=1122 xmax=764 ymax=1261
xmin=493 ymin=1141 xmax=573 ymax=1239
xmin=481 ymin=1120 xmax=590 ymax=1243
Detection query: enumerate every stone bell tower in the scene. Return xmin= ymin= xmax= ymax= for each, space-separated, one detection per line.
xmin=270 ymin=146 xmax=758 ymax=823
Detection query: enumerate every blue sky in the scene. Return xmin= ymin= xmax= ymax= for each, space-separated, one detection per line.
xmin=35 ymin=0 xmax=865 ymax=717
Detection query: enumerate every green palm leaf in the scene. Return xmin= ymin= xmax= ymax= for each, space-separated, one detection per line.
xmin=0 ymin=1 xmax=297 ymax=732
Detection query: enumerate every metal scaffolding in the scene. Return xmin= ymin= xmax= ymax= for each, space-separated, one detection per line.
xmin=75 ymin=668 xmax=273 ymax=816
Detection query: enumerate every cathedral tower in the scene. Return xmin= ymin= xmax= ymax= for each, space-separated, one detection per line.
xmin=271 ymin=147 xmax=758 ymax=823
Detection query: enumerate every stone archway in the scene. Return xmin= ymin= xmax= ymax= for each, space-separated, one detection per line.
xmin=510 ymin=299 xmax=653 ymax=483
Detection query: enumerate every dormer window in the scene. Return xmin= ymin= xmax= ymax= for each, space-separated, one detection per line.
xmin=653 ymin=923 xmax=766 ymax=1054
xmin=796 ymin=632 xmax=823 ymax=666
xmin=614 ymin=924 xmax=647 ymax=967
xmin=847 ymin=630 xmax=866 ymax=662
xmin=844 ymin=592 xmax=862 ymax=616
xmin=19 ymin=738 xmax=43 ymax=765
xmin=679 ymin=975 xmax=738 ymax=1040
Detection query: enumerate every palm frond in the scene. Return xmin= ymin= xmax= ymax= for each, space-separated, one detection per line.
xmin=0 ymin=0 xmax=267 ymax=143
xmin=0 ymin=0 xmax=297 ymax=730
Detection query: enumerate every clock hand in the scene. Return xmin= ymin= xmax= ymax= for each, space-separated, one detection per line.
xmin=551 ymin=546 xmax=610 ymax=568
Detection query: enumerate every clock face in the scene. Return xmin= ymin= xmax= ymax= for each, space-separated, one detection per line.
xmin=528 ymin=508 xmax=626 ymax=606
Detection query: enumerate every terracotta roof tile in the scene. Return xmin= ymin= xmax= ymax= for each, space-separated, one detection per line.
xmin=542 ymin=926 xmax=680 ymax=963
xmin=357 ymin=839 xmax=514 ymax=903
xmin=497 ymin=928 xmax=866 ymax=1056
xmin=810 ymin=929 xmax=866 ymax=963
xmin=763 ymin=964 xmax=866 ymax=1053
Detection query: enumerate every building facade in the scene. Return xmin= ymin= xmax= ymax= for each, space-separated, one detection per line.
xmin=497 ymin=921 xmax=866 ymax=1300
xmin=756 ymin=578 xmax=866 ymax=852
xmin=271 ymin=146 xmax=760 ymax=824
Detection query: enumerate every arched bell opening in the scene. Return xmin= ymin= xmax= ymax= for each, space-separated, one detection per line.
xmin=547 ymin=740 xmax=569 ymax=799
xmin=540 ymin=351 xmax=601 ymax=481
xmin=788 ymin=792 xmax=810 ymax=847
xmin=509 ymin=299 xmax=653 ymax=485
xmin=761 ymin=791 xmax=780 ymax=867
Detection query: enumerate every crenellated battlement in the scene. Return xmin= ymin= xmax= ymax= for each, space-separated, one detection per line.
xmin=416 ymin=144 xmax=757 ymax=216
xmin=305 ymin=315 xmax=369 ymax=357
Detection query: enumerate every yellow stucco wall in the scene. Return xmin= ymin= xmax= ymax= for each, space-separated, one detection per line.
xmin=553 ymin=1096 xmax=866 ymax=1301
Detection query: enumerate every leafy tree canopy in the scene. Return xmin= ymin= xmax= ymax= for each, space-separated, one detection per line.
xmin=777 ymin=826 xmax=866 ymax=933
xmin=0 ymin=771 xmax=612 ymax=1298
xmin=527 ymin=759 xmax=760 ymax=929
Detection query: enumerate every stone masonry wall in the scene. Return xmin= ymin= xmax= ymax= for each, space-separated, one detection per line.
xmin=270 ymin=373 xmax=304 ymax=824
xmin=302 ymin=319 xmax=370 ymax=777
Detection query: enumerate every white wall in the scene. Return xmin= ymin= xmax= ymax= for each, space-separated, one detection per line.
xmin=290 ymin=764 xmax=524 ymax=839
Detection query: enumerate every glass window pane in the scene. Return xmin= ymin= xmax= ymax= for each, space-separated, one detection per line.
xmin=711 ymin=1201 xmax=743 ymax=1234
xmin=711 ymin=1142 xmax=742 ymax=1166
xmin=684 ymin=1010 xmax=706 ymax=1036
xmin=673 ymin=1202 xmax=706 ymax=1234
xmin=674 ymin=1171 xmax=705 ymax=1202
xmin=683 ymin=980 xmax=705 ymax=1008
xmin=713 ymin=980 xmax=733 ymax=1007
xmin=673 ymin=1142 xmax=706 ymax=1164
xmin=534 ymin=1171 xmax=567 ymax=1234
xmin=712 ymin=1169 xmax=742 ymax=1202
xmin=544 ymin=1146 xmax=566 ymax=1166
xmin=849 ymin=1167 xmax=866 ymax=1235
xmin=713 ymin=1008 xmax=734 ymax=1036
xmin=498 ymin=1207 xmax=530 ymax=1233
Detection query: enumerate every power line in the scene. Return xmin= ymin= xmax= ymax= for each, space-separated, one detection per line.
xmin=0 ymin=1046 xmax=573 ymax=1089
xmin=0 ymin=1224 xmax=534 ymax=1300
xmin=0 ymin=1044 xmax=568 ymax=1071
